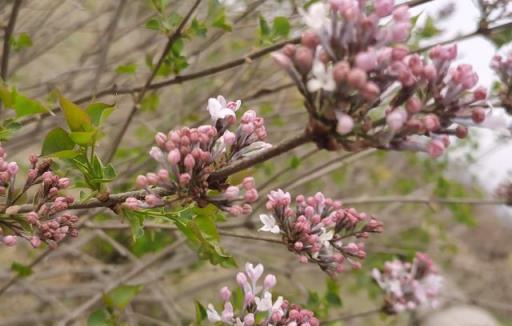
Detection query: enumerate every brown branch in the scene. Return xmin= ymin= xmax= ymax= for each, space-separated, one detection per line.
xmin=104 ymin=0 xmax=203 ymax=163
xmin=1 ymin=0 xmax=22 ymax=81
xmin=209 ymin=130 xmax=312 ymax=182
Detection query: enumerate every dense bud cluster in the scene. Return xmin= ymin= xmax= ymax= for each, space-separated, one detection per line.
xmin=272 ymin=0 xmax=495 ymax=158
xmin=0 ymin=146 xmax=77 ymax=248
xmin=206 ymin=262 xmax=319 ymax=325
xmin=372 ymin=253 xmax=443 ymax=314
xmin=259 ymin=189 xmax=382 ymax=276
xmin=125 ymin=96 xmax=270 ymax=215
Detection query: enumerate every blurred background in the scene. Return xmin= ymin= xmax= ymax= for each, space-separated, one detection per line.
xmin=0 ymin=0 xmax=511 ymax=325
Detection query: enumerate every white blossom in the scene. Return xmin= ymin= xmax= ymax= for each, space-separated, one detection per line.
xmin=259 ymin=214 xmax=281 ymax=234
xmin=307 ymin=60 xmax=336 ymax=93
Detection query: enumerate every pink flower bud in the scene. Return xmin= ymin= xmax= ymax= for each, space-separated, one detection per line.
xmin=393 ymin=5 xmax=410 ymax=21
xmin=405 ymin=97 xmax=422 ymax=114
xmin=136 ymin=175 xmax=148 ymax=188
xmin=149 ymin=146 xmax=164 ymax=162
xmin=184 ymin=154 xmax=195 ymax=170
xmin=282 ymin=44 xmax=296 ymax=57
xmin=264 ymin=274 xmax=277 ymax=289
xmin=472 ymin=107 xmax=486 ymax=123
xmin=375 ymin=0 xmax=394 ymax=17
xmin=243 ymin=313 xmax=255 ymax=326
xmin=145 ymin=194 xmax=161 ymax=206
xmin=356 ymin=50 xmax=378 ymax=71
xmin=179 ymin=173 xmax=191 ymax=185
xmin=124 ymin=197 xmax=140 ymax=209
xmin=423 ymin=64 xmax=438 ymax=81
xmin=362 ymin=82 xmax=380 ymax=101
xmin=58 ymin=178 xmax=70 ymax=188
xmin=26 ymin=211 xmax=39 ymax=224
xmin=7 ymin=162 xmax=18 ymax=175
xmin=271 ymin=52 xmax=292 ymax=69
xmin=333 ymin=61 xmax=350 ymax=83
xmin=423 ymin=114 xmax=440 ymax=131
xmin=455 ymin=125 xmax=468 ymax=139
xmin=236 ymin=272 xmax=248 ymax=285
xmin=30 ymin=236 xmax=42 ymax=248
xmin=29 ymin=154 xmax=38 ymax=165
xmin=244 ymin=189 xmax=259 ymax=203
xmin=167 ymin=149 xmax=181 ymax=165
xmin=155 ymin=132 xmax=167 ymax=146
xmin=427 ymin=139 xmax=445 ymax=158
xmin=242 ymin=177 xmax=256 ymax=190
xmin=294 ymin=241 xmax=304 ymax=251
xmin=294 ymin=47 xmax=314 ymax=74
xmin=157 ymin=169 xmax=169 ymax=181
xmin=3 ymin=235 xmax=17 ymax=246
xmin=223 ymin=130 xmax=236 ymax=145
xmin=386 ymin=109 xmax=407 ymax=131
xmin=219 ymin=286 xmax=231 ymax=301
xmin=391 ymin=22 xmax=412 ymax=42
xmin=224 ymin=186 xmax=240 ymax=200
xmin=473 ymin=87 xmax=487 ymax=101
xmin=301 ymin=31 xmax=320 ymax=48
xmin=347 ymin=68 xmax=367 ymax=89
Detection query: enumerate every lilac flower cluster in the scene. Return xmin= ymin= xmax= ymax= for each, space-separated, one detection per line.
xmin=206 ymin=262 xmax=319 ymax=325
xmin=0 ymin=146 xmax=78 ymax=248
xmin=125 ymin=96 xmax=270 ymax=216
xmin=272 ymin=0 xmax=494 ymax=158
xmin=372 ymin=253 xmax=443 ymax=314
xmin=259 ymin=189 xmax=382 ymax=276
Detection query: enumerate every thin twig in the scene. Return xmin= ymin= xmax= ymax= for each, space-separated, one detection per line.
xmin=104 ymin=0 xmax=203 ymax=163
xmin=1 ymin=0 xmax=22 ymax=81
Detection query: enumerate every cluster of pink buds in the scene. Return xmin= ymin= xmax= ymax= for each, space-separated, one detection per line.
xmin=206 ymin=262 xmax=319 ymax=325
xmin=0 ymin=148 xmax=78 ymax=248
xmin=272 ymin=0 xmax=495 ymax=158
xmin=492 ymin=51 xmax=512 ymax=87
xmin=372 ymin=253 xmax=443 ymax=314
xmin=0 ymin=146 xmax=19 ymax=194
xmin=259 ymin=189 xmax=383 ymax=276
xmin=125 ymin=96 xmax=270 ymax=215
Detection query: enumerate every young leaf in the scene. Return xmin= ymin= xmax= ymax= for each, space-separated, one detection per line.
xmin=103 ymin=284 xmax=143 ymax=310
xmin=189 ymin=18 xmax=207 ymax=37
xmin=195 ymin=301 xmax=207 ymax=322
xmin=87 ymin=309 xmax=113 ymax=326
xmin=86 ymin=102 xmax=115 ymax=126
xmin=41 ymin=127 xmax=75 ymax=156
xmin=259 ymin=15 xmax=271 ymax=39
xmin=59 ymin=94 xmax=92 ymax=132
xmin=10 ymin=33 xmax=33 ymax=52
xmin=145 ymin=18 xmax=161 ymax=31
xmin=11 ymin=89 xmax=48 ymax=117
xmin=69 ymin=131 xmax=97 ymax=146
xmin=115 ymin=63 xmax=137 ymax=75
xmin=272 ymin=17 xmax=290 ymax=37
xmin=11 ymin=262 xmax=33 ymax=278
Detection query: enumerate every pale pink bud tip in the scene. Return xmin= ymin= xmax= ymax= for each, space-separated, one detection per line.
xmin=3 ymin=235 xmax=17 ymax=246
xmin=219 ymin=286 xmax=231 ymax=301
xmin=271 ymin=52 xmax=292 ymax=69
xmin=264 ymin=274 xmax=277 ymax=289
xmin=336 ymin=113 xmax=354 ymax=135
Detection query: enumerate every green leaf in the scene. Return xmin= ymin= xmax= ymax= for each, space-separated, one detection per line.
xmin=491 ymin=28 xmax=512 ymax=48
xmin=195 ymin=301 xmax=207 ymax=322
xmin=103 ymin=284 xmax=143 ymax=310
xmin=10 ymin=33 xmax=32 ymax=52
xmin=141 ymin=92 xmax=159 ymax=111
xmin=86 ymin=102 xmax=114 ymax=126
xmin=115 ymin=63 xmax=137 ymax=75
xmin=145 ymin=18 xmax=161 ymax=31
xmin=212 ymin=12 xmax=232 ymax=31
xmin=11 ymin=89 xmax=48 ymax=117
xmin=189 ymin=18 xmax=207 ymax=37
xmin=272 ymin=17 xmax=290 ymax=37
xmin=87 ymin=309 xmax=112 ymax=326
xmin=289 ymin=155 xmax=300 ymax=169
xmin=11 ymin=262 xmax=32 ymax=278
xmin=169 ymin=205 xmax=236 ymax=267
xmin=41 ymin=127 xmax=75 ymax=156
xmin=122 ymin=208 xmax=145 ymax=240
xmin=325 ymin=279 xmax=342 ymax=306
xmin=69 ymin=131 xmax=97 ymax=146
xmin=0 ymin=84 xmax=13 ymax=108
xmin=59 ymin=94 xmax=92 ymax=132
xmin=259 ymin=15 xmax=271 ymax=38
xmin=418 ymin=16 xmax=441 ymax=38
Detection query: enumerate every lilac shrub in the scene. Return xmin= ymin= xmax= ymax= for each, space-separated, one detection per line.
xmin=205 ymin=262 xmax=319 ymax=325
xmin=125 ymin=96 xmax=270 ymax=215
xmin=259 ymin=189 xmax=383 ymax=276
xmin=372 ymin=253 xmax=443 ymax=314
xmin=272 ymin=0 xmax=491 ymax=157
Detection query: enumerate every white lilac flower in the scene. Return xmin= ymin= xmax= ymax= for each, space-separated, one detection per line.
xmin=307 ymin=60 xmax=336 ymax=93
xmin=207 ymin=95 xmax=240 ymax=123
xmin=207 ymin=304 xmax=221 ymax=322
xmin=259 ymin=214 xmax=281 ymax=234
xmin=299 ymin=2 xmax=331 ymax=34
